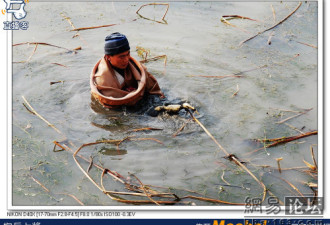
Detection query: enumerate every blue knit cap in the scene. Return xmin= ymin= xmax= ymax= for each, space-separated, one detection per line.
xmin=104 ymin=32 xmax=130 ymax=56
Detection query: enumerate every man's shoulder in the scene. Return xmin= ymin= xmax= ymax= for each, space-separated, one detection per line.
xmin=95 ymin=57 xmax=110 ymax=77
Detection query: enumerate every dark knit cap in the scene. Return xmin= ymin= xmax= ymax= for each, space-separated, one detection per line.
xmin=104 ymin=32 xmax=130 ymax=56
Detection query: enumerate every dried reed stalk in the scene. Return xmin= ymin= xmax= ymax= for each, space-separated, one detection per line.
xmin=271 ymin=4 xmax=276 ymax=23
xmin=51 ymin=63 xmax=68 ymax=67
xmin=186 ymin=109 xmax=267 ymax=203
xmin=140 ymin=55 xmax=167 ymax=66
xmin=284 ymin=123 xmax=305 ymax=134
xmin=276 ymin=108 xmax=312 ymax=124
xmin=26 ymin=43 xmax=38 ymax=62
xmin=188 ymin=74 xmax=243 ymax=79
xmin=30 ymin=175 xmax=50 ymax=193
xmin=87 ymin=156 xmax=94 ymax=172
xmin=267 ymin=31 xmax=275 ymax=45
xmin=136 ymin=46 xmax=150 ymax=60
xmin=221 ymin=170 xmax=231 ymax=185
xmin=60 ymin=12 xmax=89 ymax=46
xmin=181 ymin=195 xmax=245 ymax=205
xmin=30 ymin=175 xmax=84 ymax=205
xmin=222 ymin=15 xmax=259 ymax=22
xmin=220 ymin=17 xmax=250 ymax=33
xmin=188 ymin=65 xmax=267 ymax=78
xmin=130 ymin=173 xmax=161 ymax=206
xmin=21 ymin=97 xmax=178 ymax=204
xmin=22 ymin=96 xmax=268 ymax=206
xmin=310 ymin=146 xmax=317 ymax=170
xmin=275 ymin=175 xmax=306 ymax=199
xmin=60 ymin=13 xmax=78 ymax=32
xmin=295 ymin=41 xmax=317 ymax=49
xmin=53 ymin=141 xmax=66 ymax=152
xmin=303 ymin=160 xmax=316 ymax=171
xmin=249 ymin=130 xmax=317 ymax=154
xmin=172 ymin=120 xmax=191 ymax=137
xmin=72 ymin=23 xmax=117 ymax=31
xmin=232 ymin=84 xmax=240 ymax=97
xmin=113 ymin=136 xmax=163 ymax=150
xmin=74 ymin=143 xmax=181 ymax=205
xmin=276 ymin=157 xmax=283 ymax=173
xmin=57 ymin=193 xmax=85 ymax=206
xmin=239 ymin=2 xmax=302 ymax=46
xmin=13 ymin=43 xmax=38 ymax=63
xmin=130 ymin=137 xmax=164 ymax=145
xmin=13 ymin=42 xmax=80 ymax=53
xmin=136 ymin=3 xmax=169 ymax=24
xmin=22 ymin=96 xmax=64 ymax=136
xmin=130 ymin=127 xmax=163 ymax=132
xmin=256 ymin=165 xmax=308 ymax=172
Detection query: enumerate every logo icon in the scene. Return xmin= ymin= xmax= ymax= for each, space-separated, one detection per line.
xmin=3 ymin=0 xmax=27 ymax=20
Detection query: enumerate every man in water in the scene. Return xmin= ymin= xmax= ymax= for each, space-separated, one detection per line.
xmin=92 ymin=32 xmax=164 ymax=107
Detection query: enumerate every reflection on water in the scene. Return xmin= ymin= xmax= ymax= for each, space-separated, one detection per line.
xmin=12 ymin=2 xmax=319 ymax=206
xmin=99 ymin=147 xmax=127 ymax=156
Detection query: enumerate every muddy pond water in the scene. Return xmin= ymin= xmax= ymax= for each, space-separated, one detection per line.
xmin=12 ymin=2 xmax=319 ymax=207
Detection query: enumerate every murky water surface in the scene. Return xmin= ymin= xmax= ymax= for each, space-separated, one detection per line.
xmin=12 ymin=2 xmax=318 ymax=206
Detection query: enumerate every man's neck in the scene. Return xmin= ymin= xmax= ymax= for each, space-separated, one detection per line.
xmin=109 ymin=62 xmax=125 ymax=77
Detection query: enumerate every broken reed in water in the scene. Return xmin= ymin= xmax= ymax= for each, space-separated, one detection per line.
xmin=136 ymin=3 xmax=169 ymax=24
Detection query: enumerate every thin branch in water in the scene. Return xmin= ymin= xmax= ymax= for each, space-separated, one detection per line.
xmin=239 ymin=2 xmax=302 ymax=46
xmin=136 ymin=3 xmax=169 ymax=24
